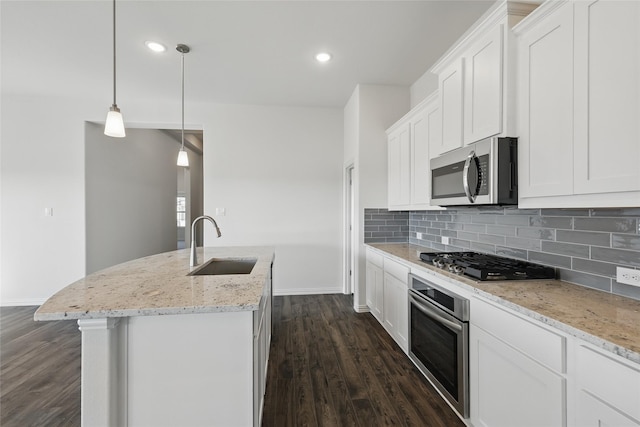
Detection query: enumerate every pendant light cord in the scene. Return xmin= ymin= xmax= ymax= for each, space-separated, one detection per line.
xmin=181 ymin=51 xmax=185 ymax=150
xmin=112 ymin=0 xmax=117 ymax=107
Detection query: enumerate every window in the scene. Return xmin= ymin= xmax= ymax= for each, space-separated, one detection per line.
xmin=177 ymin=196 xmax=186 ymax=227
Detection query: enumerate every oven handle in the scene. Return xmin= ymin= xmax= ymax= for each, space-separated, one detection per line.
xmin=410 ymin=294 xmax=462 ymax=332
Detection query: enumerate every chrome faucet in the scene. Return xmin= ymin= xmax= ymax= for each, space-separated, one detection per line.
xmin=190 ymin=215 xmax=222 ymax=267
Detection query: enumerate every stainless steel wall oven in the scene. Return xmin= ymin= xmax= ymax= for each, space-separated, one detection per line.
xmin=408 ymin=274 xmax=470 ymax=418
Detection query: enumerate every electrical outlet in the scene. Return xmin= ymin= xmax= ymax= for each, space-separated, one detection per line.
xmin=617 ymin=267 xmax=640 ymax=288
xmin=416 ymin=232 xmax=423 ymax=240
xmin=441 ymin=236 xmax=450 ymax=245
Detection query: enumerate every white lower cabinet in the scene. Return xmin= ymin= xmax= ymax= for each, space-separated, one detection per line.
xmin=365 ymin=248 xmax=409 ymax=353
xmin=470 ymin=296 xmax=566 ymax=427
xmin=382 ymin=258 xmax=409 ymax=353
xmin=365 ymin=248 xmax=384 ymax=322
xmin=573 ymin=343 xmax=640 ymax=427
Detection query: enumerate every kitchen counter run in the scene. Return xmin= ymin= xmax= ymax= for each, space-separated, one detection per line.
xmin=367 ymin=243 xmax=640 ymax=365
xmin=34 ymin=246 xmax=275 ymax=321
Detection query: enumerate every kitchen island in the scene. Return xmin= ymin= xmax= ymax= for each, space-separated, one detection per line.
xmin=35 ymin=246 xmax=275 ymax=427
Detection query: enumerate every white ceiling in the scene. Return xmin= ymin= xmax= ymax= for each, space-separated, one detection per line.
xmin=1 ymin=0 xmax=495 ymax=108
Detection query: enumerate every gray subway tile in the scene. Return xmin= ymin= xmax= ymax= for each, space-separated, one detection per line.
xmin=556 ymin=230 xmax=611 ymax=247
xmin=431 ymin=221 xmax=446 ymax=229
xmin=591 ymin=247 xmax=640 ymax=268
xmin=590 ymin=208 xmax=640 ymax=217
xmin=612 ymin=233 xmax=640 ymax=251
xmin=517 ymin=227 xmax=555 ymax=240
xmin=478 ymin=233 xmax=506 ymax=245
xmin=574 ymin=217 xmax=637 ymax=233
xmin=498 ymin=215 xmax=530 ymax=226
xmin=505 ymin=208 xmax=540 ymax=215
xmin=472 ymin=214 xmax=498 ymax=225
xmin=495 ymin=246 xmax=528 ymax=260
xmin=427 ymin=228 xmax=442 ymax=236
xmin=557 ymin=269 xmax=612 ymax=292
xmin=541 ymin=208 xmax=590 ymax=217
xmin=470 ymin=242 xmax=496 ymax=254
xmin=446 ymin=222 xmax=465 ymax=231
xmin=441 ymin=229 xmax=458 ymax=238
xmin=572 ymin=258 xmax=618 ymax=278
xmin=486 ymin=224 xmax=516 ymax=237
xmin=528 ymin=251 xmax=571 ymax=269
xmin=463 ymin=223 xmax=487 ymax=233
xmin=505 ymin=236 xmax=541 ymax=251
xmin=457 ymin=231 xmax=479 ymax=241
xmin=530 ymin=216 xmax=573 ymax=229
xmin=450 ymin=239 xmax=471 ymax=248
xmin=541 ymin=241 xmax=590 ymax=258
xmin=612 ymin=281 xmax=640 ymax=301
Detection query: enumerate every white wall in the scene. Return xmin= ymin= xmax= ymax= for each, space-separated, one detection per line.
xmin=0 ymin=91 xmax=343 ymax=304
xmin=85 ymin=124 xmax=179 ymax=274
xmin=410 ymin=70 xmax=439 ymax=108
xmin=344 ymin=84 xmax=409 ymax=310
xmin=201 ymin=104 xmax=344 ymax=295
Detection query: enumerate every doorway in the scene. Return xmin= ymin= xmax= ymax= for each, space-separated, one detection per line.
xmin=344 ymin=164 xmax=355 ymax=294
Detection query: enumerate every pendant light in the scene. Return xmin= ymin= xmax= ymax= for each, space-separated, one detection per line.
xmin=176 ymin=44 xmax=190 ymax=167
xmin=104 ymin=0 xmax=125 ymax=137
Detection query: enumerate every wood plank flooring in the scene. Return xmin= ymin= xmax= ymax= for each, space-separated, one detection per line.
xmin=1 ymin=295 xmax=465 ymax=426
xmin=262 ymin=294 xmax=466 ymax=427
xmin=0 ymin=306 xmax=81 ymax=426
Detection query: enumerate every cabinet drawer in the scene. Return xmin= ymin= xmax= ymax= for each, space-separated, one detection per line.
xmin=366 ymin=248 xmax=384 ymax=268
xmin=577 ymin=344 xmax=640 ymax=420
xmin=472 ymin=297 xmax=566 ymax=373
xmin=383 ymin=258 xmax=409 ymax=282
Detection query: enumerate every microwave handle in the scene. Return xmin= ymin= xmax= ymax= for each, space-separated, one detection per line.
xmin=463 ymin=151 xmax=478 ymax=203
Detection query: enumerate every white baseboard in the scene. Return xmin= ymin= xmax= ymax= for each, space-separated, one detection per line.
xmin=0 ymin=298 xmax=46 ymax=307
xmin=273 ymin=287 xmax=344 ymax=296
xmin=353 ymin=304 xmax=370 ymax=313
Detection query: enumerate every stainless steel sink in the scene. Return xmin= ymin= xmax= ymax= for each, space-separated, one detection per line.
xmin=188 ymin=257 xmax=257 ymax=276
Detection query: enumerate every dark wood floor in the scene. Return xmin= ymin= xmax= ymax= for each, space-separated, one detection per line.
xmin=1 ymin=295 xmax=464 ymax=427
xmin=0 ymin=306 xmax=81 ymax=426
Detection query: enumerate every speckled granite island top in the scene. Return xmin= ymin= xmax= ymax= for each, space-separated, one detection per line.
xmin=367 ymin=243 xmax=640 ymax=364
xmin=34 ymin=246 xmax=275 ymax=321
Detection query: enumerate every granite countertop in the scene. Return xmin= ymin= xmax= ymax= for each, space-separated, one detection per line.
xmin=367 ymin=243 xmax=640 ymax=365
xmin=34 ymin=246 xmax=275 ymax=321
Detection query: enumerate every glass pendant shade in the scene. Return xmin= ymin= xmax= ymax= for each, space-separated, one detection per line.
xmin=104 ymin=106 xmax=126 ymax=137
xmin=177 ymin=149 xmax=189 ymax=167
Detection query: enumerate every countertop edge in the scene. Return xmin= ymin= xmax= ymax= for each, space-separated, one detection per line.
xmin=366 ymin=243 xmax=640 ymax=365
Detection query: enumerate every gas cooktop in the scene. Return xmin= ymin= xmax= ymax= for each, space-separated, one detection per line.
xmin=419 ymin=251 xmax=556 ymax=281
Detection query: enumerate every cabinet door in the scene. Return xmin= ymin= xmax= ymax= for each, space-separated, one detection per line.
xmin=470 ymin=325 xmax=565 ymax=427
xmin=438 ymin=59 xmax=464 ymax=155
xmin=410 ymin=108 xmax=430 ymax=207
xmin=463 ymin=25 xmax=503 ymax=145
xmin=573 ymin=0 xmax=640 ymax=195
xmin=517 ymin=2 xmax=574 ymax=198
xmin=382 ymin=272 xmax=409 ymax=353
xmin=576 ymin=391 xmax=640 ymax=427
xmin=366 ymin=262 xmax=384 ymax=322
xmin=388 ymin=125 xmax=411 ymax=209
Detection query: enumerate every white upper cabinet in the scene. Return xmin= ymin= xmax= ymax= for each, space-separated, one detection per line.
xmin=430 ymin=1 xmax=538 ymax=155
xmin=387 ymin=93 xmax=441 ymax=211
xmin=387 ymin=123 xmax=411 ymax=208
xmin=516 ymin=1 xmax=574 ymax=198
xmin=516 ymin=0 xmax=640 ymax=208
xmin=463 ymin=25 xmax=504 ymax=145
xmin=573 ymin=0 xmax=640 ymax=196
xmin=438 ymin=59 xmax=465 ymax=154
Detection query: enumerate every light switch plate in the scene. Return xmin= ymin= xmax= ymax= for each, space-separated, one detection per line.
xmin=617 ymin=267 xmax=640 ymax=288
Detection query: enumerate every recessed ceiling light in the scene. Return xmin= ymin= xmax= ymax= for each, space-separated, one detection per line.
xmin=315 ymin=52 xmax=332 ymax=63
xmin=145 ymin=41 xmax=166 ymax=53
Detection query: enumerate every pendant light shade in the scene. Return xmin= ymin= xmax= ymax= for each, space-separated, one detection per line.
xmin=104 ymin=0 xmax=125 ymax=138
xmin=105 ymin=106 xmax=125 ymax=137
xmin=177 ymin=44 xmax=190 ymax=167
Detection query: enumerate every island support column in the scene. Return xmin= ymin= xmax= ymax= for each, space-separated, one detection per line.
xmin=77 ymin=318 xmax=128 ymax=427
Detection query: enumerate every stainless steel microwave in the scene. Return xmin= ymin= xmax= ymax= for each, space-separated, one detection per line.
xmin=430 ymin=137 xmax=518 ymax=206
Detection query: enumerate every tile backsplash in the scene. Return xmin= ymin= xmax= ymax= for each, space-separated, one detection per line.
xmin=365 ymin=206 xmax=640 ymax=301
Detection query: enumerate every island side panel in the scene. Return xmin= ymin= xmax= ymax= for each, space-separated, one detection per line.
xmin=77 ymin=318 xmax=128 ymax=427
xmin=127 ymin=311 xmax=254 ymax=427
